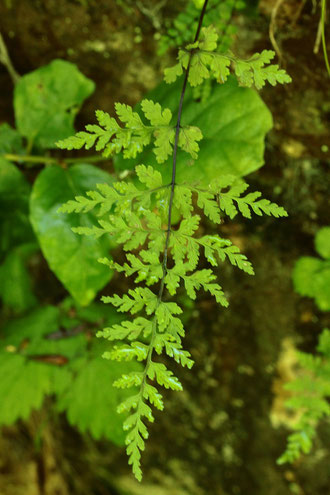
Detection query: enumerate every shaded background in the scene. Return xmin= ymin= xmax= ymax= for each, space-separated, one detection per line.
xmin=0 ymin=1 xmax=329 ymax=494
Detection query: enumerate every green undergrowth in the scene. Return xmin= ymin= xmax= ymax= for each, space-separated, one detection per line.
xmin=57 ymin=17 xmax=290 ymax=480
xmin=0 ymin=0 xmax=292 ymax=482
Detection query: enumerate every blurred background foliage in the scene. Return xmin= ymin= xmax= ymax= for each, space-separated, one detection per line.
xmin=0 ymin=0 xmax=329 ymax=494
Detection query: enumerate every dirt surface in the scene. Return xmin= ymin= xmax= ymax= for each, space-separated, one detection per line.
xmin=0 ymin=1 xmax=329 ymax=494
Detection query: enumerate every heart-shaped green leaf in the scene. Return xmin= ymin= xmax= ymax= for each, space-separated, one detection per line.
xmin=14 ymin=59 xmax=95 ymax=149
xmin=0 ymin=158 xmax=35 ymax=257
xmin=30 ymin=164 xmax=114 ymax=306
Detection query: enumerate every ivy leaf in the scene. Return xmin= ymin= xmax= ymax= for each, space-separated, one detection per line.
xmin=114 ymin=77 xmax=273 ymax=183
xmin=14 ymin=59 xmax=95 ymax=149
xmin=30 ymin=164 xmax=114 ymax=306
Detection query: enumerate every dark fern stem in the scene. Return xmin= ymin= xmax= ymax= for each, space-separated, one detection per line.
xmin=137 ymin=0 xmax=211 ymax=474
xmin=161 ymin=0 xmax=209 ymax=290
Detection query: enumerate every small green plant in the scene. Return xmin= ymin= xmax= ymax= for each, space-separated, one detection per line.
xmin=278 ymin=227 xmax=330 ymax=464
xmin=277 ymin=328 xmax=330 ymax=464
xmin=292 ymin=226 xmax=330 ymax=311
xmin=0 ymin=58 xmax=137 ymax=446
xmin=0 ymin=301 xmax=140 ymax=445
xmin=57 ymin=2 xmax=290 ymax=480
xmin=0 ymin=36 xmax=275 ymax=450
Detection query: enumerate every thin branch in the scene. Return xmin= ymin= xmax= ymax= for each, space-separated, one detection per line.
xmin=269 ymin=0 xmax=285 ymax=62
xmin=0 ymin=32 xmax=20 ymax=84
xmin=314 ymin=14 xmax=323 ymax=54
xmin=321 ymin=0 xmax=330 ymax=77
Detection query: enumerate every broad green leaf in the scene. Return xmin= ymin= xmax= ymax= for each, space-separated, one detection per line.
xmin=317 ymin=328 xmax=330 ymax=355
xmin=0 ymin=123 xmax=24 ymax=154
xmin=0 ymin=306 xmax=76 ymax=425
xmin=0 ymin=352 xmax=55 ymax=424
xmin=315 ymin=227 xmax=330 ymax=260
xmin=114 ymin=77 xmax=273 ymax=183
xmin=30 ymin=164 xmax=114 ymax=306
xmin=1 ymin=305 xmax=60 ymax=342
xmin=0 ymin=158 xmax=35 ymax=257
xmin=292 ymin=257 xmax=323 ymax=298
xmin=14 ymin=59 xmax=95 ymax=149
xmin=192 ymin=0 xmax=204 ymax=8
xmin=313 ymin=268 xmax=330 ymax=311
xmin=0 ymin=243 xmax=38 ymax=313
xmin=57 ymin=355 xmax=141 ymax=446
xmin=293 ymin=256 xmax=330 ymax=311
xmin=1 ymin=305 xmax=87 ymax=358
xmin=0 ymin=303 xmax=133 ymax=444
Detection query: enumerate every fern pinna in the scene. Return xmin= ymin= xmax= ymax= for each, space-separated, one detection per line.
xmin=57 ymin=1 xmax=290 ymax=481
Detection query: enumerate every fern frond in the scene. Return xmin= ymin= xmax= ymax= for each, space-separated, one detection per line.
xmin=278 ymin=329 xmax=330 ymax=465
xmin=164 ymin=25 xmax=292 ymax=89
xmin=187 ymin=178 xmax=288 ymax=220
xmin=57 ymin=1 xmax=289 ymax=478
xmin=218 ymin=188 xmax=288 ymax=220
xmin=59 ymin=164 xmax=169 ymax=217
xmin=56 ymin=100 xmax=202 ymax=163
